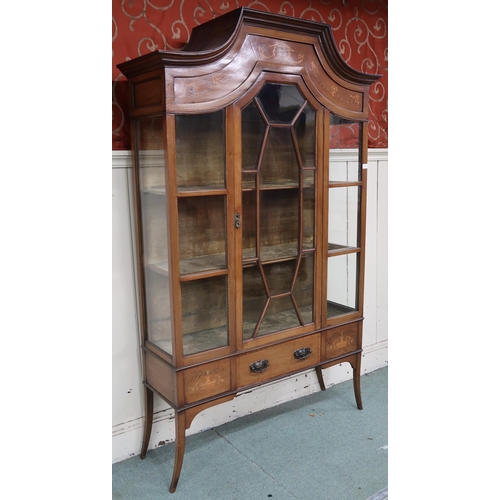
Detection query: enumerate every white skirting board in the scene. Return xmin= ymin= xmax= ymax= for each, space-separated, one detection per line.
xmin=112 ymin=148 xmax=388 ymax=464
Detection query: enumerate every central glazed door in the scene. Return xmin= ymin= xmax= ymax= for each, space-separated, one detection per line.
xmin=234 ymin=77 xmax=323 ymax=347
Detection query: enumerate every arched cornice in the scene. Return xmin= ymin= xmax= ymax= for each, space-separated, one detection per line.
xmin=117 ymin=8 xmax=381 ymax=119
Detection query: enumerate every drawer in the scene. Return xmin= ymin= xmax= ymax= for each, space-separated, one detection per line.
xmin=324 ymin=322 xmax=360 ymax=360
xmin=237 ymin=334 xmax=320 ymax=387
xmin=183 ymin=358 xmax=231 ymax=404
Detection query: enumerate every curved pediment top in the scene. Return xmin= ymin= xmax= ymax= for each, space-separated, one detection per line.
xmin=186 ymin=7 xmax=381 ymax=86
xmin=118 ymin=8 xmax=381 ymax=87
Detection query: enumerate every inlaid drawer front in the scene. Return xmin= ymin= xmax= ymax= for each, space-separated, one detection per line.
xmin=324 ymin=323 xmax=360 ymax=360
xmin=237 ymin=335 xmax=320 ymax=387
xmin=183 ymin=359 xmax=231 ymax=404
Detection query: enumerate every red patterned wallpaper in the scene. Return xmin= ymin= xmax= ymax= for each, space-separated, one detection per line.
xmin=112 ymin=0 xmax=387 ymax=150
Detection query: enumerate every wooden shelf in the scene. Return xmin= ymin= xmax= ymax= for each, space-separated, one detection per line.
xmin=242 ymin=181 xmax=313 ymax=191
xmin=183 ymin=325 xmax=228 ymax=356
xmin=147 ymin=261 xmax=169 ymax=276
xmin=327 ymin=243 xmax=359 ymax=255
xmin=150 ymin=246 xmax=315 ymax=277
xmin=243 ymin=243 xmax=314 ymax=263
xmin=148 ymin=326 xmax=228 ymax=356
xmin=180 ymin=254 xmax=226 ymax=276
xmin=147 ymin=254 xmax=227 ymax=277
xmin=243 ymin=243 xmax=295 ymax=262
xmin=143 ymin=187 xmax=166 ymax=196
xmin=326 ymin=301 xmax=356 ymax=317
xmin=177 ymin=185 xmax=227 ymax=196
xmin=181 ymin=304 xmax=315 ymax=355
xmin=142 ymin=186 xmax=229 ymax=196
xmin=243 ymin=304 xmax=313 ymax=339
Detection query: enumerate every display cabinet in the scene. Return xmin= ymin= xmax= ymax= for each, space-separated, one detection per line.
xmin=117 ymin=7 xmax=380 ymax=493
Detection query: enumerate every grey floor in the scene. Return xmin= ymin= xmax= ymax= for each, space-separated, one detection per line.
xmin=113 ymin=367 xmax=388 ymax=500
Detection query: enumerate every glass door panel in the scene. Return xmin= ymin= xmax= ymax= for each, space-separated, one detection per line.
xmin=136 ymin=117 xmax=173 ymax=355
xmin=181 ymin=276 xmax=228 ymax=355
xmin=263 ymin=261 xmax=297 ymax=295
xmin=328 ymin=186 xmax=360 ymax=251
xmin=256 ymin=83 xmax=304 ymax=123
xmin=326 ymin=113 xmax=362 ymax=320
xmin=242 ymin=263 xmax=268 ymax=340
xmin=260 ymin=128 xmax=299 ymax=187
xmin=326 ymin=253 xmax=358 ymax=318
xmin=242 ymin=174 xmax=257 ymax=260
xmin=240 ymin=83 xmax=316 ymax=340
xmin=303 ymin=171 xmax=315 ymax=250
xmin=176 ymin=111 xmax=225 ymax=191
xmin=177 ymin=196 xmax=227 ymax=275
xmin=329 ymin=116 xmax=360 ymax=182
xmin=175 ymin=111 xmax=229 ymax=356
xmin=260 ymin=189 xmax=299 ymax=261
xmin=294 ymin=103 xmax=316 ymax=169
xmin=242 ymin=172 xmax=256 ymax=191
xmin=241 ymin=101 xmax=266 ymax=171
xmin=294 ymin=253 xmax=315 ymax=325
xmin=259 ymin=295 xmax=301 ymax=336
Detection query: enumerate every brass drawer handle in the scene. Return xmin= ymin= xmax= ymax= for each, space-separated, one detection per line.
xmin=294 ymin=347 xmax=311 ymax=360
xmin=249 ymin=359 xmax=269 ymax=373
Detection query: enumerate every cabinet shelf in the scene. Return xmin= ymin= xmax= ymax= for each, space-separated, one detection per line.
xmin=147 ymin=254 xmax=227 ymax=277
xmin=177 ymin=186 xmax=227 ymax=196
xmin=242 ymin=182 xmax=314 ymax=191
xmin=143 ymin=187 xmax=167 ymax=196
xmin=183 ymin=325 xmax=228 ymax=356
xmin=328 ymin=181 xmax=362 ymax=188
xmin=326 ymin=301 xmax=356 ymax=317
xmin=178 ymin=303 xmax=315 ymax=353
xmin=243 ymin=243 xmax=314 ymax=263
xmin=327 ymin=243 xmax=359 ymax=255
xmin=142 ymin=186 xmax=228 ymax=196
xmin=150 ymin=246 xmax=316 ymax=275
xmin=180 ymin=254 xmax=227 ymax=276
xmin=243 ymin=304 xmax=313 ymax=339
xmin=147 ymin=261 xmax=170 ymax=276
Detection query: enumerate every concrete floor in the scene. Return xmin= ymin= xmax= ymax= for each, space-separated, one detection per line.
xmin=112 ymin=367 xmax=388 ymax=500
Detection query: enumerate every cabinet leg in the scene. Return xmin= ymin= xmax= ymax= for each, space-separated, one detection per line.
xmin=351 ymin=354 xmax=363 ymax=410
xmin=140 ymin=386 xmax=154 ymax=459
xmin=315 ymin=365 xmax=326 ymax=391
xmin=169 ymin=411 xmax=186 ymax=493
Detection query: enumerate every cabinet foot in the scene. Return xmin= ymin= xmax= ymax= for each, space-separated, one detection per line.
xmin=315 ymin=365 xmax=326 ymax=391
xmin=350 ymin=354 xmax=363 ymax=410
xmin=140 ymin=386 xmax=154 ymax=459
xmin=169 ymin=411 xmax=186 ymax=493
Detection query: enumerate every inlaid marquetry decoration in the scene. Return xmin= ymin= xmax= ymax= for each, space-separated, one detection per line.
xmin=184 ymin=361 xmax=231 ymax=404
xmin=258 ymin=41 xmax=304 ymax=64
xmin=175 ymin=75 xmax=225 ymax=97
xmin=326 ymin=325 xmax=358 ymax=357
xmin=309 ymin=60 xmax=362 ymax=111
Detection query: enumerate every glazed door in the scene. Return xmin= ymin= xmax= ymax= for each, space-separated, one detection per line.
xmin=135 ymin=116 xmax=174 ymax=355
xmin=174 ymin=111 xmax=230 ymax=358
xmin=325 ymin=114 xmax=364 ymax=324
xmin=238 ymin=82 xmax=318 ymax=343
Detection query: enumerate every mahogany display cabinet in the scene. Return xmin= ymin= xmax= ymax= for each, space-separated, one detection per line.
xmin=117 ymin=7 xmax=380 ymax=492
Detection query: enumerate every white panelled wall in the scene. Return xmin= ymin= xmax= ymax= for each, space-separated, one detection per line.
xmin=112 ymin=148 xmax=388 ymax=464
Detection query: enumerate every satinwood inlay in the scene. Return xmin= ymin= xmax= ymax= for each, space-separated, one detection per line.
xmin=325 ymin=325 xmax=359 ymax=357
xmin=258 ymin=41 xmax=304 ymax=64
xmin=309 ymin=61 xmax=362 ymax=109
